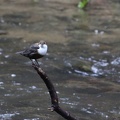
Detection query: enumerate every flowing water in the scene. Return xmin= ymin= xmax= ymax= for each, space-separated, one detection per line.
xmin=0 ymin=0 xmax=120 ymax=120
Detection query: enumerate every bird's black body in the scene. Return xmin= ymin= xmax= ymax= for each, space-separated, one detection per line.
xmin=18 ymin=43 xmax=43 ymax=59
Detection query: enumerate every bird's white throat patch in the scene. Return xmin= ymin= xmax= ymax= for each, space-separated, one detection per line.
xmin=37 ymin=44 xmax=48 ymax=55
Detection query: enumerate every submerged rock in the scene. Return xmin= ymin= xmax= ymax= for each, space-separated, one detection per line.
xmin=72 ymin=60 xmax=93 ymax=73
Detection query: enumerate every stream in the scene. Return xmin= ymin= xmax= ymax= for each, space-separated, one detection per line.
xmin=0 ymin=0 xmax=120 ymax=120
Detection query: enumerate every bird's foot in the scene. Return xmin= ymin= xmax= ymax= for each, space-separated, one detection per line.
xmin=32 ymin=62 xmax=40 ymax=70
xmin=31 ymin=59 xmax=40 ymax=68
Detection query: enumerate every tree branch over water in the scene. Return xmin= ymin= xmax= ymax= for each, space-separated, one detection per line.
xmin=32 ymin=62 xmax=77 ymax=120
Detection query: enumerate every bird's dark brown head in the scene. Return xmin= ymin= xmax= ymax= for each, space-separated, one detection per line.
xmin=39 ymin=40 xmax=46 ymax=45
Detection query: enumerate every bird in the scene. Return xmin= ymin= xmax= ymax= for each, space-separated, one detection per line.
xmin=17 ymin=40 xmax=48 ymax=65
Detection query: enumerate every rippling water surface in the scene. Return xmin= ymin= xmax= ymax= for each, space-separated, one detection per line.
xmin=0 ymin=0 xmax=120 ymax=120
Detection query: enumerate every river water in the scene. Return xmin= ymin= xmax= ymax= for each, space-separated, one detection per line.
xmin=0 ymin=0 xmax=120 ymax=120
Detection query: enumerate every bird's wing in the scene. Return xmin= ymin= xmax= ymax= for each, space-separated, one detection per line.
xmin=30 ymin=43 xmax=39 ymax=51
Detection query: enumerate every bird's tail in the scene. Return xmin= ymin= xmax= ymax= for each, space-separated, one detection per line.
xmin=16 ymin=51 xmax=24 ymax=55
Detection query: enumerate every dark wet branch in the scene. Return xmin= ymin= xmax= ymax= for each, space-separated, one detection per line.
xmin=32 ymin=62 xmax=77 ymax=120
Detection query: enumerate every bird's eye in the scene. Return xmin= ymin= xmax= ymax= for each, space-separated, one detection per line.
xmin=39 ymin=41 xmax=46 ymax=45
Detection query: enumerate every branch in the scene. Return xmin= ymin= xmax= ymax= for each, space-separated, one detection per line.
xmin=32 ymin=62 xmax=77 ymax=120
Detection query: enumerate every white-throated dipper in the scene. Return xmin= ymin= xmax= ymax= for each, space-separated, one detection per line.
xmin=18 ymin=40 xmax=48 ymax=65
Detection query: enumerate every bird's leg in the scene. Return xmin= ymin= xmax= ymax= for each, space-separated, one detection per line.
xmin=30 ymin=59 xmax=37 ymax=66
xmin=31 ymin=59 xmax=40 ymax=67
xmin=35 ymin=59 xmax=40 ymax=66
